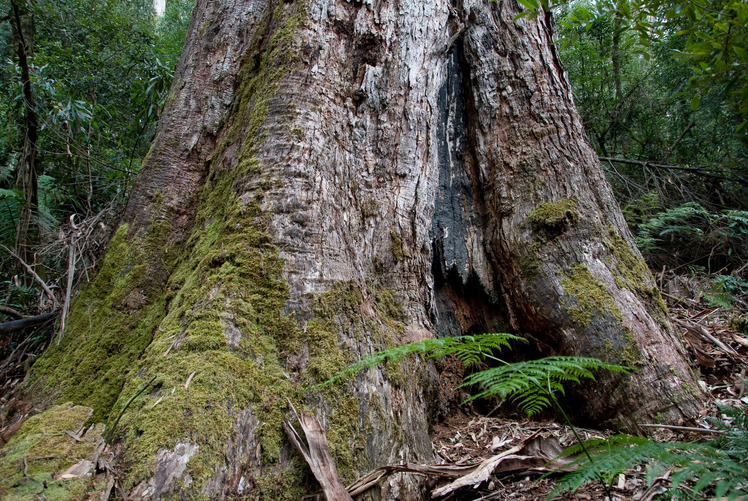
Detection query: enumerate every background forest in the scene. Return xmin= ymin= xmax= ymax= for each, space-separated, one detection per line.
xmin=0 ymin=0 xmax=746 ymax=429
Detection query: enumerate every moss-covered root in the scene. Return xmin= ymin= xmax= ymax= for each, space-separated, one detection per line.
xmin=0 ymin=403 xmax=106 ymax=500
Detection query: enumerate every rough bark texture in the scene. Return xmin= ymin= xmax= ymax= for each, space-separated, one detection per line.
xmin=3 ymin=0 xmax=702 ymax=499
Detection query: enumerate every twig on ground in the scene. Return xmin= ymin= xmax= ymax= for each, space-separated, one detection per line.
xmin=639 ymin=423 xmax=724 ymax=435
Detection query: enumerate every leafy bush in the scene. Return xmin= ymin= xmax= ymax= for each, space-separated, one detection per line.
xmin=632 ymin=202 xmax=748 ymax=272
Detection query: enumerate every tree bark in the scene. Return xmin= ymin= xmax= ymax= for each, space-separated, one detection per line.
xmin=13 ymin=0 xmax=702 ymax=499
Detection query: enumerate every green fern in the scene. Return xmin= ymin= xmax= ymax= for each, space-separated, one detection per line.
xmin=320 ymin=334 xmax=631 ymax=418
xmin=460 ymin=356 xmax=631 ymax=416
xmin=552 ymin=404 xmax=748 ymax=500
xmin=318 ymin=333 xmax=524 ymax=388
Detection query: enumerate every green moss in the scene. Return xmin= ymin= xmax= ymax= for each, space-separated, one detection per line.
xmin=605 ymin=228 xmax=669 ymax=320
xmin=361 ymin=199 xmax=379 ymax=218
xmin=620 ymin=329 xmax=644 ymax=367
xmin=560 ymin=264 xmax=622 ymax=328
xmin=18 ymin=3 xmax=407 ymax=497
xmin=528 ymin=198 xmax=579 ymax=233
xmin=27 ymin=220 xmax=174 ymax=423
xmin=519 ymin=241 xmax=541 ymax=278
xmin=0 ymin=403 xmax=105 ymax=500
xmin=729 ymin=314 xmax=748 ymax=334
xmin=390 ymin=231 xmax=405 ymax=262
xmin=23 ymin=2 xmax=311 ymax=498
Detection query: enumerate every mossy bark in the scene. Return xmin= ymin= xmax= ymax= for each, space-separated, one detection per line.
xmin=5 ymin=0 xmax=703 ymax=499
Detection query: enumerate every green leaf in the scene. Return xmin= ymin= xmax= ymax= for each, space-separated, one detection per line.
xmin=733 ymin=46 xmax=748 ymax=61
xmin=690 ymin=96 xmax=700 ymax=111
xmin=516 ymin=0 xmax=539 ymax=13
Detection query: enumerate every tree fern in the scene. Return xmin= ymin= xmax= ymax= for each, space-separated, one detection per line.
xmin=320 ymin=334 xmax=631 ymax=418
xmin=552 ymin=404 xmax=748 ymax=500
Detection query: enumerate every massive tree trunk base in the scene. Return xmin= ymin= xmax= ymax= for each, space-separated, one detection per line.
xmin=0 ymin=0 xmax=703 ymax=499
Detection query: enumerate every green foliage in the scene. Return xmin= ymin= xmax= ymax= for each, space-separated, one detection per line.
xmin=0 ymin=0 xmax=194 ymax=313
xmin=537 ymin=0 xmax=748 ymax=137
xmin=552 ymin=404 xmax=748 ymax=500
xmin=632 ymin=201 xmax=748 ymax=271
xmin=322 ymin=334 xmax=631 ymax=417
xmin=460 ymin=356 xmax=631 ymax=416
xmin=553 ymin=0 xmax=746 ymax=216
xmin=320 ymin=333 xmax=525 ymax=387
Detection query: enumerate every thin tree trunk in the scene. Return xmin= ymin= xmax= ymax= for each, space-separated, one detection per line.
xmin=13 ymin=0 xmax=702 ymax=499
xmin=10 ymin=0 xmax=38 ymax=262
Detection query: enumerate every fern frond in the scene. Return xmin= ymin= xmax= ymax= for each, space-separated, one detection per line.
xmin=318 ymin=333 xmax=525 ymax=387
xmin=552 ymin=407 xmax=748 ymax=499
xmin=460 ymin=356 xmax=632 ymax=416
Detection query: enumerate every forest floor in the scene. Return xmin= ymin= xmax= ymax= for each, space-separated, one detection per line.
xmin=0 ymin=271 xmax=746 ymax=499
xmin=424 ymin=271 xmax=748 ymax=500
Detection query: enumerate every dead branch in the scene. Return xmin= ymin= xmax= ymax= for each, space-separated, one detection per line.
xmin=58 ymin=218 xmax=77 ymax=344
xmin=346 ymin=463 xmax=476 ymax=497
xmin=0 ymin=311 xmax=58 ymax=336
xmin=431 ymin=444 xmax=528 ymax=498
xmin=0 ymin=306 xmax=26 ymax=319
xmin=675 ymin=318 xmax=739 ymax=357
xmin=0 ymin=244 xmax=59 ymax=308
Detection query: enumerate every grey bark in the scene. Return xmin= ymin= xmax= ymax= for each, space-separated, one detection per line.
xmin=29 ymin=0 xmax=702 ymax=498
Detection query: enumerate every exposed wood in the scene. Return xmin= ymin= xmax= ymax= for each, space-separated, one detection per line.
xmin=431 ymin=444 xmax=527 ymax=498
xmin=283 ymin=400 xmax=353 ymax=501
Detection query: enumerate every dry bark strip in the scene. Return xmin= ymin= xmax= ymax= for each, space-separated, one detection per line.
xmin=283 ymin=400 xmax=353 ymax=501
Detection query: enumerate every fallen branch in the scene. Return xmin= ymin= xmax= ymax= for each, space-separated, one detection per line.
xmin=431 ymin=444 xmax=528 ymax=498
xmin=675 ymin=319 xmax=739 ymax=357
xmin=347 ymin=463 xmax=476 ymax=497
xmin=0 ymin=311 xmax=59 ymax=336
xmin=0 ymin=306 xmax=26 ymax=319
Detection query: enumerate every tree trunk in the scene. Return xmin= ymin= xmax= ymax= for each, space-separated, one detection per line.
xmin=11 ymin=0 xmax=702 ymax=499
xmin=10 ymin=0 xmax=39 ymax=263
